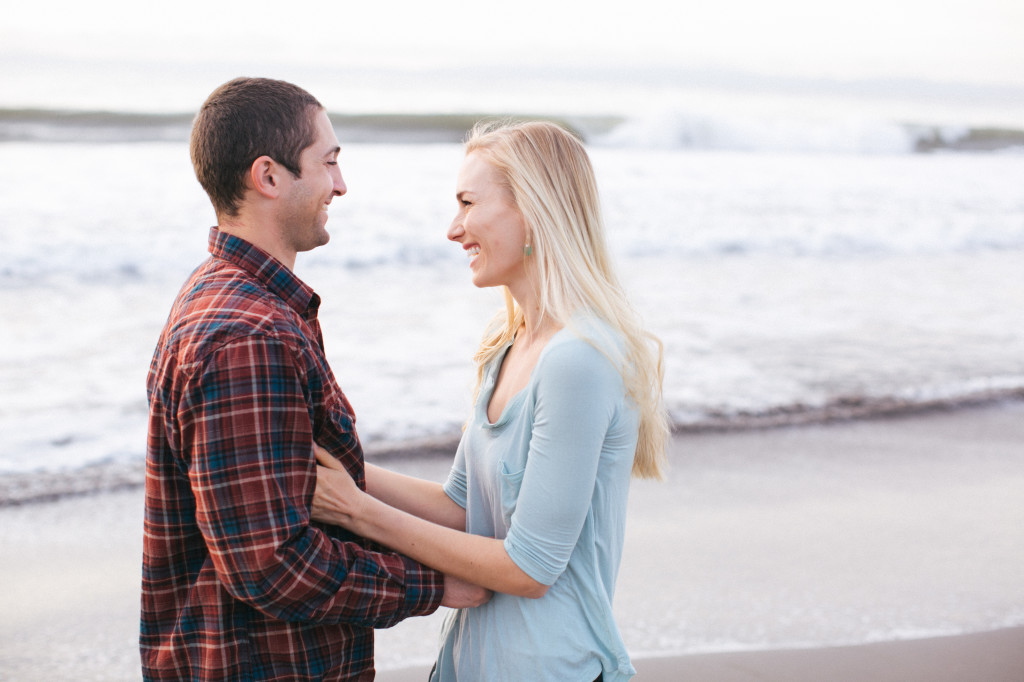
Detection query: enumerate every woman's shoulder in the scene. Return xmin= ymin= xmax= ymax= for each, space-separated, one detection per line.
xmin=549 ymin=314 xmax=624 ymax=356
xmin=538 ymin=316 xmax=625 ymax=383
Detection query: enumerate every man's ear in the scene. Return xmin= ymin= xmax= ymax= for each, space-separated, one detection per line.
xmin=248 ymin=155 xmax=281 ymax=199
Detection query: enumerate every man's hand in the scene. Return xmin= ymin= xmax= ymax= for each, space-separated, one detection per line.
xmin=441 ymin=575 xmax=492 ymax=609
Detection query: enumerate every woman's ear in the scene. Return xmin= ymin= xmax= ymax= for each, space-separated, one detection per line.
xmin=248 ymin=155 xmax=280 ymax=199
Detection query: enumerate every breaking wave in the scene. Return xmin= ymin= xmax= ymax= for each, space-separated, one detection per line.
xmin=3 ymin=107 xmax=1023 ymax=154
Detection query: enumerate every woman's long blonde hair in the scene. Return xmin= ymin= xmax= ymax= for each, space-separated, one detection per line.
xmin=465 ymin=120 xmax=669 ymax=479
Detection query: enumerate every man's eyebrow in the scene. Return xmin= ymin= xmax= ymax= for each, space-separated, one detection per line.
xmin=325 ymin=146 xmax=341 ymax=158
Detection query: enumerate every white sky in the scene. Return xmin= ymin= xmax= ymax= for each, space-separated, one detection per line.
xmin=2 ymin=0 xmax=1022 ymax=86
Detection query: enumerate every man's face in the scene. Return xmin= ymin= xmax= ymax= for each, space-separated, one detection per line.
xmin=278 ymin=109 xmax=346 ymax=253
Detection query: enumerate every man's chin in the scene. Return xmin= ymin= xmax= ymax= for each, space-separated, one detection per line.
xmin=299 ymin=230 xmax=330 ymax=252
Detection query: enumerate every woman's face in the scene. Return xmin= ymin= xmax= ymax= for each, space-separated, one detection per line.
xmin=448 ymin=151 xmax=529 ymax=291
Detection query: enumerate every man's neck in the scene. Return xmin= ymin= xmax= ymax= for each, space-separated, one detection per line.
xmin=217 ymin=217 xmax=296 ymax=271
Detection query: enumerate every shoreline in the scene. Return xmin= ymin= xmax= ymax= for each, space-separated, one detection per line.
xmin=1 ymin=402 xmax=1023 ymax=679
xmin=4 ymin=396 xmax=1023 ymax=507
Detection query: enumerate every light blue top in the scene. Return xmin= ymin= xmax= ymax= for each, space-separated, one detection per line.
xmin=431 ymin=319 xmax=639 ymax=682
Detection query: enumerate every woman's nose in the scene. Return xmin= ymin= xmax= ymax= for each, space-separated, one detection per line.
xmin=447 ymin=214 xmax=464 ymax=242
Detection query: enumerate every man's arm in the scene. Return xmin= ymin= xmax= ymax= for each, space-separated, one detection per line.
xmin=180 ymin=336 xmax=446 ymax=627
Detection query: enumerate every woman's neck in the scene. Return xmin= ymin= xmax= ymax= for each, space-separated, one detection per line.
xmin=509 ymin=282 xmax=564 ymax=346
xmin=516 ymin=304 xmax=562 ymax=349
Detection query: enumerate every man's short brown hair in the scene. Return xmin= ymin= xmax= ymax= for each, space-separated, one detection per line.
xmin=190 ymin=77 xmax=323 ymax=217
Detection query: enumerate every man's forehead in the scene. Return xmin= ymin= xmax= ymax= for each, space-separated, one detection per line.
xmin=310 ymin=110 xmax=340 ymax=153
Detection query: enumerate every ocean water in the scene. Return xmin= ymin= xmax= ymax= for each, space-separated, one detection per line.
xmin=1 ymin=59 xmax=1024 ymax=675
xmin=1 ymin=67 xmax=1024 ymax=493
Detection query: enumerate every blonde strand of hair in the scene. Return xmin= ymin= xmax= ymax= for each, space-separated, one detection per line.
xmin=464 ymin=120 xmax=669 ymax=479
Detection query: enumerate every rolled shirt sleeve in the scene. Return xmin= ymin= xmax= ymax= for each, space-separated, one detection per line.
xmin=181 ymin=336 xmax=443 ymax=627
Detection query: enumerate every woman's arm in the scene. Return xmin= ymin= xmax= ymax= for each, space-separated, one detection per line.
xmin=313 ymin=443 xmax=465 ymax=530
xmin=363 ymin=460 xmax=467 ymax=531
xmin=313 ymin=450 xmax=548 ymax=599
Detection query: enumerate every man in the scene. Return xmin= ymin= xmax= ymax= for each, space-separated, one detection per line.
xmin=142 ymin=77 xmax=485 ymax=681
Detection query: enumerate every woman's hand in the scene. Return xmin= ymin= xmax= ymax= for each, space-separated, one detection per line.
xmin=442 ymin=575 xmax=492 ymax=608
xmin=313 ymin=444 xmax=492 ymax=607
xmin=311 ymin=443 xmax=365 ymax=529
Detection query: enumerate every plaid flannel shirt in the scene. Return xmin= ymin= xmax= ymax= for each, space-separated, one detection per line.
xmin=141 ymin=228 xmax=444 ymax=680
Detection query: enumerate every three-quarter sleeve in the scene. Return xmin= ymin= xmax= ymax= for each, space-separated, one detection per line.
xmin=503 ymin=340 xmax=621 ymax=585
xmin=443 ymin=438 xmax=470 ymax=510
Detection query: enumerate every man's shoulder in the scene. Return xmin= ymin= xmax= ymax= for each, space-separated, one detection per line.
xmin=160 ymin=260 xmax=298 ymax=365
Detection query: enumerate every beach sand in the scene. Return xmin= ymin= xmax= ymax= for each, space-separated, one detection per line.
xmin=376 ymin=626 xmax=1024 ymax=681
xmin=1 ymin=402 xmax=1023 ymax=680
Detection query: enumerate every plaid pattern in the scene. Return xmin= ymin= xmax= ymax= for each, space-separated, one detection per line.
xmin=142 ymin=228 xmax=443 ymax=681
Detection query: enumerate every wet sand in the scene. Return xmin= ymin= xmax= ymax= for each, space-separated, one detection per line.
xmin=1 ymin=402 xmax=1023 ymax=680
xmin=376 ymin=626 xmax=1024 ymax=681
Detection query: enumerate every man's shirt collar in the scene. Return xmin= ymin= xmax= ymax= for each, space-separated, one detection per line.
xmin=208 ymin=226 xmax=321 ymax=317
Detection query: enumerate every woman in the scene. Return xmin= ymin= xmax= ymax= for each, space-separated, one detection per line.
xmin=312 ymin=120 xmax=668 ymax=681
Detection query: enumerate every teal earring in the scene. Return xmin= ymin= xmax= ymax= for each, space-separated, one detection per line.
xmin=523 ymin=244 xmax=533 ymax=256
